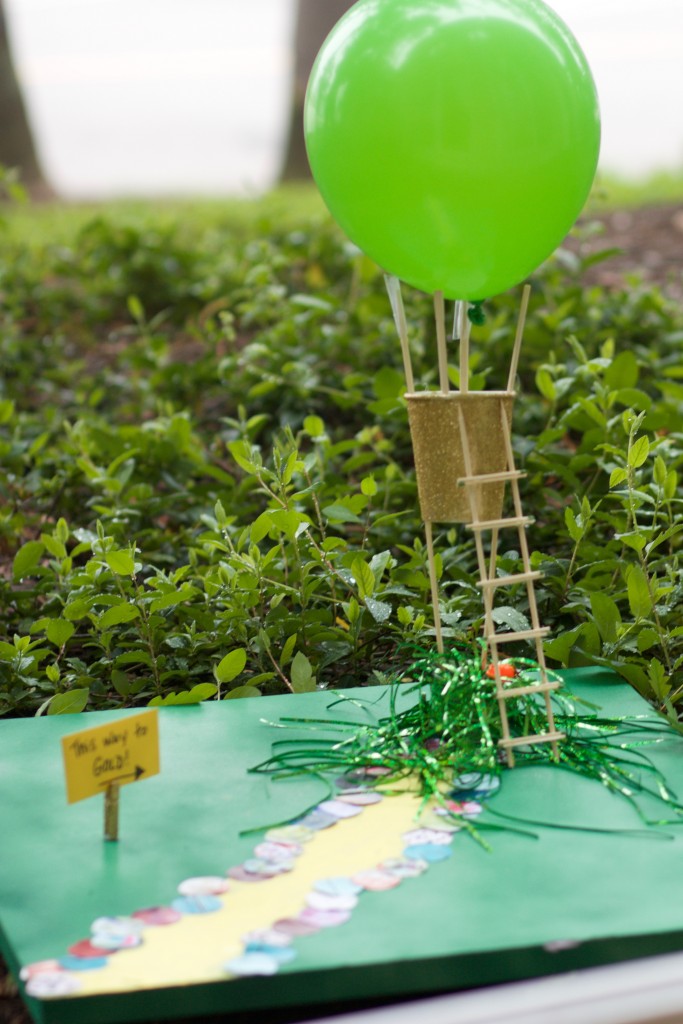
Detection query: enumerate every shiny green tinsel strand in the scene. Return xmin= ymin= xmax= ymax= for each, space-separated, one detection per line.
xmin=249 ymin=646 xmax=683 ymax=841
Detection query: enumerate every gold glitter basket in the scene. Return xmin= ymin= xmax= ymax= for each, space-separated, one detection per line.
xmin=406 ymin=391 xmax=515 ymax=524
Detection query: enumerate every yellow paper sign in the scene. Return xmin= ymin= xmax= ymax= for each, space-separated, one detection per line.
xmin=61 ymin=710 xmax=160 ymax=804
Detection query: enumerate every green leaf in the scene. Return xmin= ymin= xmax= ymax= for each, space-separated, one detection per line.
xmin=323 ymin=503 xmax=362 ymax=524
xmin=647 ymin=658 xmax=670 ymax=700
xmin=609 ymin=468 xmax=628 ymax=489
xmin=215 ymin=648 xmax=247 ymax=684
xmin=365 ymin=597 xmax=392 ymax=622
xmin=149 ymin=586 xmax=199 ymax=613
xmin=303 ymin=415 xmax=325 ymax=438
xmin=491 ymin=606 xmax=530 ymax=633
xmin=106 ymin=550 xmax=135 ymax=575
xmin=612 ymin=388 xmax=651 ymax=411
xmin=589 ymin=592 xmax=621 ymax=644
xmin=228 ymin=440 xmax=259 ymax=475
xmin=360 ymin=476 xmax=378 ymax=497
xmin=48 ymin=689 xmax=89 ymax=715
xmin=63 ymin=599 xmax=91 ymax=621
xmin=563 ymin=507 xmax=583 ymax=543
xmin=291 ymin=651 xmax=315 ymax=693
xmin=13 ymin=541 xmax=44 ymax=580
xmin=151 ymin=683 xmax=218 ymax=706
xmin=224 ymin=685 xmax=262 ymax=700
xmin=0 ymin=398 xmax=15 ymax=423
xmin=535 ymin=367 xmax=556 ymax=401
xmin=250 ymin=511 xmax=274 ymax=544
xmin=99 ymin=603 xmax=140 ymax=630
xmin=604 ymin=349 xmax=639 ymax=389
xmin=281 ymin=634 xmax=297 ymax=667
xmin=127 ymin=294 xmax=145 ymax=321
xmin=41 ymin=533 xmax=66 ymax=559
xmin=544 ymin=627 xmax=585 ymax=666
xmin=46 ymin=619 xmax=75 ymax=648
xmin=626 ymin=565 xmax=652 ymax=619
xmin=628 ymin=435 xmax=649 ymax=469
xmin=665 ymin=470 xmax=678 ymax=500
xmin=637 ymin=627 xmax=659 ymax=652
xmin=615 ymin=531 xmax=647 ymax=553
xmin=653 ymin=455 xmax=667 ymax=488
xmin=397 ymin=606 xmax=413 ymax=626
xmin=351 ymin=556 xmax=375 ymax=600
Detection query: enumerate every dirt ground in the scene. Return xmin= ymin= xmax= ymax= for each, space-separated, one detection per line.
xmin=1 ymin=200 xmax=681 ymax=1024
xmin=571 ymin=200 xmax=683 ymax=299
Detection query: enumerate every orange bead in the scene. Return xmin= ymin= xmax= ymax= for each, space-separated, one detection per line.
xmin=485 ymin=662 xmax=516 ymax=680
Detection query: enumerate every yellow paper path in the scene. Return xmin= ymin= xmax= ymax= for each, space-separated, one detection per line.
xmin=70 ymin=790 xmax=426 ymax=995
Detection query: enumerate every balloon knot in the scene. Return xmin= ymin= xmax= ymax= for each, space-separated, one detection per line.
xmin=467 ymin=302 xmax=486 ymax=326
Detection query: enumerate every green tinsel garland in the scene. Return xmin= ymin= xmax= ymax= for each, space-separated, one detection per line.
xmin=249 ymin=647 xmax=683 ymax=845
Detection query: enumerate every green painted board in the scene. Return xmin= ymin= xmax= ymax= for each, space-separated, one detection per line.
xmin=2 ymin=667 xmax=683 ymax=1024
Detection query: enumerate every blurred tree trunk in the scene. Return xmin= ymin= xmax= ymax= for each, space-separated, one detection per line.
xmin=0 ymin=0 xmax=53 ymax=197
xmin=280 ymin=0 xmax=354 ymax=182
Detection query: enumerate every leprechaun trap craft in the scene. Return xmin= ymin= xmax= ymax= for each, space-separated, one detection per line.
xmin=7 ymin=4 xmax=683 ymax=1024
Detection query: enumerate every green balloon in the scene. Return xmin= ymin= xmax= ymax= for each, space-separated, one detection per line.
xmin=304 ymin=0 xmax=600 ymax=300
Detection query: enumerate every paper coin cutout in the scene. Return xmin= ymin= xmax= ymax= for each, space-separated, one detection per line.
xmin=305 ymin=890 xmax=358 ymax=912
xmin=380 ymin=856 xmax=429 ymax=878
xmin=241 ymin=927 xmax=292 ymax=948
xmin=336 ymin=791 xmax=383 ymax=806
xmin=131 ymin=906 xmax=182 ymax=926
xmin=403 ymin=843 xmax=453 ymax=863
xmin=253 ymin=841 xmax=303 ymax=862
xmin=313 ymin=876 xmax=364 ymax=897
xmin=317 ymin=799 xmax=363 ymax=819
xmin=273 ymin=917 xmax=320 ymax=937
xmin=177 ymin=876 xmax=230 ymax=897
xmin=298 ymin=907 xmax=352 ymax=928
xmin=351 ymin=869 xmax=401 ymax=891
xmin=225 ymin=952 xmax=280 ymax=976
xmin=402 ymin=828 xmax=454 ymax=846
xmin=25 ymin=972 xmax=81 ymax=999
xmin=58 ymin=954 xmax=108 ymax=971
xmin=67 ymin=939 xmax=111 ymax=959
xmin=171 ymin=894 xmax=222 ymax=914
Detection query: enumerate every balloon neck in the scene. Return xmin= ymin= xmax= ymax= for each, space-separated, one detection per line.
xmin=467 ymin=301 xmax=486 ymax=326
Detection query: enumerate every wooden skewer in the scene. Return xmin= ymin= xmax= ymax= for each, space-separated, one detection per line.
xmin=459 ymin=301 xmax=471 ymax=394
xmin=385 ymin=275 xmax=415 ymax=393
xmin=104 ymin=783 xmax=120 ymax=841
xmin=434 ymin=290 xmax=449 ymax=394
xmin=424 ymin=522 xmax=444 ymax=654
xmin=452 ymin=299 xmax=463 ymax=341
xmin=507 ymin=283 xmax=531 ymax=393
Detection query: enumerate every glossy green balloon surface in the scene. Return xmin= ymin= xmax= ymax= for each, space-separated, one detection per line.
xmin=304 ymin=0 xmax=600 ymax=300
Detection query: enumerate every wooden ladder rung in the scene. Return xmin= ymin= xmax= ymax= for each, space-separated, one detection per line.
xmin=487 ymin=626 xmax=550 ymax=645
xmin=467 ymin=516 xmax=533 ymax=532
xmin=477 ymin=571 xmax=542 ymax=590
xmin=498 ymin=731 xmax=565 ymax=750
xmin=458 ymin=470 xmax=526 ymax=486
xmin=493 ymin=680 xmax=561 ymax=699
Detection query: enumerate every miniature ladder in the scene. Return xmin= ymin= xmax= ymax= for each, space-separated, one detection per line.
xmin=457 ymin=401 xmax=564 ymax=767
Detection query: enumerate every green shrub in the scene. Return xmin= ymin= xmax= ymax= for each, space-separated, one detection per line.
xmin=1 ymin=195 xmax=682 ymax=716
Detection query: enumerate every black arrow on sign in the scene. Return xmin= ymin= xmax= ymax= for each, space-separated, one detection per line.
xmin=98 ymin=766 xmax=146 ymax=787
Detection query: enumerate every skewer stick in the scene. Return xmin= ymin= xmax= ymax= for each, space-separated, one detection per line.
xmin=385 ymin=275 xmax=415 ymax=393
xmin=507 ymin=283 xmax=531 ymax=392
xmin=424 ymin=522 xmax=444 ymax=653
xmin=452 ymin=299 xmax=463 ymax=341
xmin=434 ymin=290 xmax=449 ymax=394
xmin=459 ymin=301 xmax=471 ymax=394
xmin=104 ymin=783 xmax=120 ymax=841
